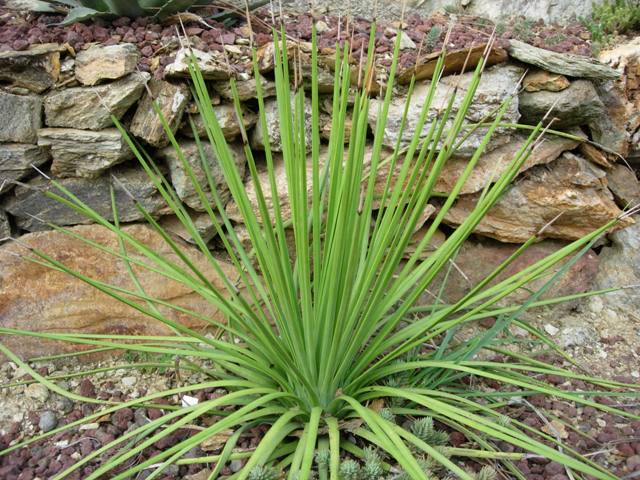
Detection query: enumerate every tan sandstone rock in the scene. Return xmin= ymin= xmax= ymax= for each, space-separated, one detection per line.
xmin=523 ymin=69 xmax=570 ymax=92
xmin=443 ymin=152 xmax=632 ymax=242
xmin=75 ymin=43 xmax=139 ymax=86
xmin=0 ymin=224 xmax=240 ymax=358
xmin=130 ymin=79 xmax=190 ymax=148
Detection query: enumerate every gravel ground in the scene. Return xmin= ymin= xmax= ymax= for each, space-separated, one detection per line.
xmin=0 ymin=5 xmax=594 ymax=81
xmin=0 ymin=323 xmax=639 ymax=480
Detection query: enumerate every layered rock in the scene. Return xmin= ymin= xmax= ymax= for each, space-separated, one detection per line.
xmin=37 ymin=128 xmax=133 ymax=178
xmin=369 ymin=64 xmax=524 ymax=156
xmin=418 ymin=235 xmax=600 ymax=305
xmin=251 ymin=97 xmax=314 ymax=152
xmin=5 ymin=166 xmax=167 ymax=231
xmin=158 ymin=140 xmax=245 ymax=212
xmin=181 ymin=103 xmax=257 ymax=141
xmin=165 ymin=48 xmax=233 ymax=80
xmin=0 ymin=210 xmax=10 ymax=240
xmin=44 ymin=72 xmax=148 ymax=130
xmin=443 ymin=153 xmax=632 ymax=242
xmin=0 ymin=92 xmax=42 ymax=144
xmin=0 ymin=44 xmax=62 ymax=93
xmin=519 ymin=80 xmax=604 ymax=128
xmin=606 ymin=164 xmax=640 ymax=208
xmin=212 ymin=77 xmax=277 ymax=101
xmin=160 ymin=211 xmax=219 ymax=245
xmin=130 ymin=79 xmax=190 ymax=148
xmin=0 ymin=224 xmax=240 ymax=357
xmin=75 ymin=43 xmax=139 ymax=86
xmin=371 ymin=133 xmax=578 ymax=201
xmin=0 ymin=144 xmax=50 ymax=187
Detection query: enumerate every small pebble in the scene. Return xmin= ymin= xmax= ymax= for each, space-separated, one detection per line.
xmin=25 ymin=384 xmax=49 ymax=402
xmin=121 ymin=376 xmax=137 ymax=387
xmin=38 ymin=411 xmax=58 ymax=432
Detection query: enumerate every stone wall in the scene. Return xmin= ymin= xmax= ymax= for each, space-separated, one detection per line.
xmin=1 ymin=31 xmax=640 ymax=357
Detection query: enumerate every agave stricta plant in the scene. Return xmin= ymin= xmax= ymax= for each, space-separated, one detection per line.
xmin=26 ymin=0 xmax=212 ymax=24
xmin=0 ymin=22 xmax=638 ymax=480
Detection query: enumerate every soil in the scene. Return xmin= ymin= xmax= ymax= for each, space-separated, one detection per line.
xmin=0 ymin=312 xmax=639 ymax=480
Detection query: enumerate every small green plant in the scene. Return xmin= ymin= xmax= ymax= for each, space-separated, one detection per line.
xmin=339 ymin=459 xmax=361 ymax=480
xmin=512 ymin=17 xmax=535 ymax=42
xmin=247 ymin=465 xmax=279 ymax=480
xmin=474 ymin=466 xmax=497 ymax=480
xmin=583 ymin=0 xmax=640 ymax=45
xmin=361 ymin=448 xmax=384 ymax=480
xmin=26 ymin=0 xmax=211 ymax=24
xmin=410 ymin=417 xmax=449 ymax=447
xmin=424 ymin=26 xmax=442 ymax=54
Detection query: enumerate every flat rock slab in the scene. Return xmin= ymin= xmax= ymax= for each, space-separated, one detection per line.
xmin=0 ymin=43 xmax=62 ymax=93
xmin=0 ymin=224 xmax=240 ymax=358
xmin=5 ymin=166 xmax=167 ymax=231
xmin=38 ymin=128 xmax=134 ymax=179
xmin=130 ymin=79 xmax=190 ymax=148
xmin=443 ymin=152 xmax=632 ymax=242
xmin=75 ymin=43 xmax=139 ymax=86
xmin=44 ymin=72 xmax=149 ymax=130
xmin=0 ymin=143 xmax=50 ymax=188
xmin=165 ymin=48 xmax=234 ymax=80
xmin=0 ymin=92 xmax=42 ymax=144
xmin=181 ymin=103 xmax=257 ymax=141
xmin=369 ymin=63 xmax=524 ymax=156
xmin=397 ymin=44 xmax=508 ymax=84
xmin=375 ymin=133 xmax=579 ymax=197
xmin=508 ymin=39 xmax=619 ymax=80
xmin=158 ymin=140 xmax=245 ymax=212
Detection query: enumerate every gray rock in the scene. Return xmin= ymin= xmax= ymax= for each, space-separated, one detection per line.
xmin=160 ymin=211 xmax=219 ymax=244
xmin=229 ymin=460 xmax=244 ymax=473
xmin=519 ymin=80 xmax=604 ymax=128
xmin=44 ymin=72 xmax=149 ymax=130
xmin=133 ymin=408 xmax=148 ymax=427
xmin=589 ymin=80 xmax=631 ymax=156
xmin=0 ymin=92 xmax=42 ymax=144
xmin=558 ymin=325 xmax=597 ymax=349
xmin=75 ymin=43 xmax=139 ymax=86
xmin=594 ymin=220 xmax=640 ymax=316
xmin=5 ymin=166 xmax=167 ymax=231
xmin=606 ymin=164 xmax=640 ymax=208
xmin=25 ymin=383 xmax=50 ymax=402
xmin=165 ymin=48 xmax=233 ymax=80
xmin=38 ymin=410 xmax=57 ymax=432
xmin=0 ymin=144 xmax=50 ymax=188
xmin=181 ymin=103 xmax=257 ymax=141
xmin=212 ymin=77 xmax=276 ymax=101
xmin=130 ymin=79 xmax=190 ymax=148
xmin=38 ymin=128 xmax=133 ymax=179
xmin=158 ymin=140 xmax=245 ymax=211
xmin=251 ymin=96 xmax=314 ymax=152
xmin=0 ymin=43 xmax=62 ymax=93
xmin=53 ymin=395 xmax=74 ymax=414
xmin=369 ymin=63 xmax=524 ymax=156
xmin=0 ymin=209 xmax=10 ymax=240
